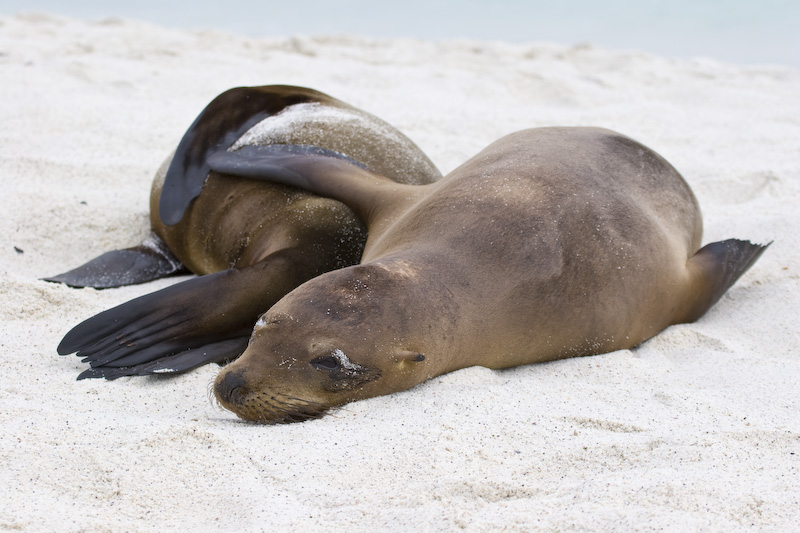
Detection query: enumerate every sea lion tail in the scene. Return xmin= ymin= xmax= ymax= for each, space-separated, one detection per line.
xmin=681 ymin=239 xmax=771 ymax=323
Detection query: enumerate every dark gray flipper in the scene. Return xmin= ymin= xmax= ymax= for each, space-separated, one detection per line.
xmin=208 ymin=144 xmax=405 ymax=227
xmin=683 ymin=239 xmax=771 ymax=323
xmin=76 ymin=338 xmax=249 ymax=380
xmin=160 ymin=86 xmax=324 ymax=225
xmin=209 ymin=144 xmax=367 ymax=180
xmin=58 ymin=247 xmax=333 ymax=380
xmin=43 ymin=233 xmax=186 ymax=289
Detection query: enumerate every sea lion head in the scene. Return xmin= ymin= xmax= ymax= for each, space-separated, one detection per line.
xmin=212 ymin=262 xmax=433 ymax=423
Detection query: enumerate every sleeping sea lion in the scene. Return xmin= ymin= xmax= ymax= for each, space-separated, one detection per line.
xmin=49 ymin=85 xmax=441 ymax=379
xmin=206 ymin=127 xmax=769 ymax=423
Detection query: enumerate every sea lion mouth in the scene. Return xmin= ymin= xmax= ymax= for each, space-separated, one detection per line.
xmin=211 ymin=376 xmax=331 ymax=424
xmin=235 ymin=392 xmax=331 ymax=424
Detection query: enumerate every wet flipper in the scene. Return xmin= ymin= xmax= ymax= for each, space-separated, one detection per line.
xmin=159 ymin=86 xmax=326 ymax=225
xmin=43 ymin=233 xmax=186 ymax=289
xmin=208 ymin=144 xmax=367 ymax=180
xmin=58 ymin=248 xmax=329 ymax=380
xmin=682 ymin=238 xmax=771 ymax=323
xmin=208 ymin=144 xmax=409 ymax=227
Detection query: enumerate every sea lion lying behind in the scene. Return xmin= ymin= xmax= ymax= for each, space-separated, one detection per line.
xmin=49 ymin=85 xmax=441 ymax=379
xmin=206 ymin=127 xmax=769 ymax=423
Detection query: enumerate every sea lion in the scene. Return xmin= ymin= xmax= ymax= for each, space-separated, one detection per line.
xmin=49 ymin=85 xmax=441 ymax=379
xmin=206 ymin=127 xmax=769 ymax=423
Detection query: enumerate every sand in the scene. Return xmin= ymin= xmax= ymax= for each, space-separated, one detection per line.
xmin=1 ymin=12 xmax=798 ymax=532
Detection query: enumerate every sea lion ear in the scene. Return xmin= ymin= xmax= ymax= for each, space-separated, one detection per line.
xmin=393 ymin=350 xmax=425 ymax=363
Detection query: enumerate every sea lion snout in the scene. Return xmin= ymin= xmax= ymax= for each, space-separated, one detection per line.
xmin=213 ymin=359 xmax=335 ymax=423
xmin=214 ymin=369 xmax=247 ymax=406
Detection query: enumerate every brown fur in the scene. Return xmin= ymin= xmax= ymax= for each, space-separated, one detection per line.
xmin=212 ymin=127 xmax=767 ymax=423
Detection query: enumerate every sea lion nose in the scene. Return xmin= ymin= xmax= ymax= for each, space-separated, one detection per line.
xmin=214 ymin=370 xmax=247 ymax=405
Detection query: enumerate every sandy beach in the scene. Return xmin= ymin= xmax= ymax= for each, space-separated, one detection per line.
xmin=1 ymin=12 xmax=798 ymax=531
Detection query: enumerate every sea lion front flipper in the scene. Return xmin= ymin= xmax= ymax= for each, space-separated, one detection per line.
xmin=43 ymin=233 xmax=186 ymax=289
xmin=681 ymin=239 xmax=771 ymax=323
xmin=209 ymin=144 xmax=411 ymax=226
xmin=76 ymin=338 xmax=250 ymax=380
xmin=159 ymin=86 xmax=323 ymax=225
xmin=58 ymin=247 xmax=329 ymax=379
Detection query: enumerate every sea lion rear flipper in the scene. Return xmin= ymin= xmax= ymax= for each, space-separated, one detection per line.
xmin=42 ymin=233 xmax=186 ymax=289
xmin=159 ymin=86 xmax=325 ymax=225
xmin=58 ymin=248 xmax=328 ymax=379
xmin=681 ymin=239 xmax=771 ymax=323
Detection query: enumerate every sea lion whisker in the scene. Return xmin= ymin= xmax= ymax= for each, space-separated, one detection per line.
xmin=207 ymin=379 xmax=224 ymax=411
xmin=265 ymin=399 xmax=319 ymax=420
xmin=242 ymin=392 xmax=327 ymax=422
xmin=250 ymin=401 xmax=307 ymax=425
xmin=279 ymin=394 xmax=329 ymax=409
xmin=273 ymin=395 xmax=331 ymax=416
xmin=252 ymin=404 xmax=278 ymax=423
xmin=271 ymin=401 xmax=325 ymax=419
xmin=319 ymin=408 xmax=344 ymax=420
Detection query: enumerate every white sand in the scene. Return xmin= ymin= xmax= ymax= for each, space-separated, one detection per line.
xmin=1 ymin=12 xmax=798 ymax=532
